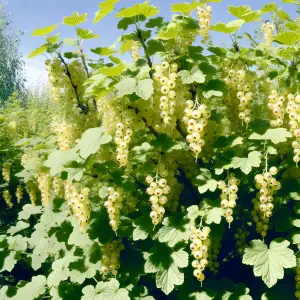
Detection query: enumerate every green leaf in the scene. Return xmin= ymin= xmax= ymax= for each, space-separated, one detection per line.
xmin=63 ymin=38 xmax=77 ymax=46
xmin=116 ymin=2 xmax=159 ymax=19
xmin=44 ymin=148 xmax=80 ymax=176
xmin=230 ymin=151 xmax=261 ymax=174
xmin=249 ymin=128 xmax=292 ymax=144
xmin=46 ymin=35 xmax=60 ymax=44
xmin=228 ymin=5 xmax=262 ymax=22
xmin=82 ymin=279 xmax=130 ymax=300
xmin=18 ymin=204 xmax=43 ymax=220
xmin=94 ymin=0 xmax=119 ymax=24
xmin=157 ymin=26 xmax=177 ymax=40
xmin=145 ymin=17 xmax=164 ymax=28
xmin=133 ymin=215 xmax=153 ymax=241
xmin=278 ymin=9 xmax=292 ymax=22
xmin=171 ymin=3 xmax=200 ymax=13
xmin=282 ymin=0 xmax=300 ymax=4
xmin=28 ymin=44 xmax=48 ymax=58
xmin=136 ymin=79 xmax=154 ymax=100
xmin=261 ymin=3 xmax=277 ymax=13
xmin=242 ymin=239 xmax=296 ymax=288
xmin=147 ymin=40 xmax=165 ymax=56
xmin=76 ymin=28 xmax=99 ymax=40
xmin=157 ymin=216 xmax=191 ymax=247
xmin=115 ymin=78 xmax=137 ymax=98
xmin=178 ymin=67 xmax=206 ymax=84
xmin=63 ymin=12 xmax=88 ymax=26
xmin=7 ymin=221 xmax=29 ymax=235
xmin=76 ymin=127 xmax=112 ymax=159
xmin=12 ymin=276 xmax=47 ymax=300
xmin=144 ymin=243 xmax=188 ymax=295
xmin=98 ymin=62 xmax=126 ymax=76
xmin=199 ymin=199 xmax=223 ymax=224
xmin=32 ymin=24 xmax=59 ymax=36
xmin=211 ymin=19 xmax=245 ymax=34
xmin=273 ymin=31 xmax=300 ymax=46
xmin=118 ymin=16 xmax=146 ymax=30
xmin=196 ymin=168 xmax=218 ymax=194
xmin=120 ymin=40 xmax=134 ymax=55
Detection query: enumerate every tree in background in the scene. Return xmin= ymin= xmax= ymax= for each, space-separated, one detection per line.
xmin=0 ymin=1 xmax=25 ymax=103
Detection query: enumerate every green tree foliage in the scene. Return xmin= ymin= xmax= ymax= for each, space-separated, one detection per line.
xmin=0 ymin=1 xmax=300 ymax=299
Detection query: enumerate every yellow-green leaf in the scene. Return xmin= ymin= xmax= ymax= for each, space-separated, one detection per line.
xmin=261 ymin=3 xmax=277 ymax=13
xmin=157 ymin=25 xmax=177 ymax=40
xmin=76 ymin=28 xmax=99 ymax=40
xmin=63 ymin=12 xmax=88 ymax=26
xmin=282 ymin=0 xmax=300 ymax=4
xmin=120 ymin=40 xmax=134 ymax=55
xmin=273 ymin=31 xmax=300 ymax=46
xmin=171 ymin=3 xmax=202 ymax=13
xmin=94 ymin=0 xmax=119 ymax=24
xmin=98 ymin=62 xmax=126 ymax=76
xmin=28 ymin=44 xmax=48 ymax=58
xmin=31 ymin=24 xmax=59 ymax=36
xmin=46 ymin=35 xmax=60 ymax=44
xmin=228 ymin=5 xmax=262 ymax=22
xmin=210 ymin=19 xmax=245 ymax=34
xmin=116 ymin=1 xmax=159 ymax=19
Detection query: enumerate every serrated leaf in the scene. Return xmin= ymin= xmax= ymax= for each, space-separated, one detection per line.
xmin=171 ymin=3 xmax=200 ymax=13
xmin=211 ymin=19 xmax=245 ymax=34
xmin=28 ymin=44 xmax=48 ymax=58
xmin=12 ymin=275 xmax=47 ymax=300
xmin=18 ymin=204 xmax=43 ymax=220
xmin=230 ymin=151 xmax=261 ymax=174
xmin=76 ymin=127 xmax=112 ymax=159
xmin=116 ymin=2 xmax=159 ymax=19
xmin=76 ymin=28 xmax=99 ymax=40
xmin=249 ymin=128 xmax=292 ymax=144
xmin=282 ymin=0 xmax=300 ymax=4
xmin=273 ymin=31 xmax=300 ymax=46
xmin=157 ymin=216 xmax=190 ymax=247
xmin=63 ymin=38 xmax=77 ymax=46
xmin=228 ymin=5 xmax=262 ymax=22
xmin=115 ymin=78 xmax=137 ymax=98
xmin=136 ymin=79 xmax=154 ymax=100
xmin=261 ymin=3 xmax=277 ymax=13
xmin=63 ymin=12 xmax=87 ymax=26
xmin=198 ymin=179 xmax=218 ymax=194
xmin=120 ymin=40 xmax=134 ymax=55
xmin=7 ymin=221 xmax=29 ymax=235
xmin=94 ymin=0 xmax=119 ymax=24
xmin=98 ymin=62 xmax=126 ymax=76
xmin=178 ymin=67 xmax=206 ymax=84
xmin=32 ymin=24 xmax=59 ymax=36
xmin=46 ymin=35 xmax=60 ymax=44
xmin=133 ymin=215 xmax=153 ymax=241
xmin=147 ymin=40 xmax=165 ymax=56
xmin=82 ymin=279 xmax=130 ymax=300
xmin=242 ymin=239 xmax=296 ymax=288
xmin=278 ymin=9 xmax=292 ymax=22
xmin=145 ymin=17 xmax=164 ymax=28
xmin=157 ymin=25 xmax=177 ymax=40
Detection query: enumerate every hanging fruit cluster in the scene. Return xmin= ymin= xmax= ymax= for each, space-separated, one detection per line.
xmin=267 ymin=90 xmax=285 ymax=127
xmin=183 ymin=100 xmax=210 ymax=158
xmin=218 ymin=174 xmax=240 ymax=225
xmin=104 ymin=187 xmax=123 ymax=232
xmin=64 ymin=182 xmax=91 ymax=232
xmin=197 ymin=5 xmax=212 ymax=42
xmin=234 ymin=228 xmax=250 ymax=255
xmin=25 ymin=181 xmax=37 ymax=206
xmin=146 ymin=164 xmax=170 ymax=225
xmin=100 ymin=239 xmax=125 ymax=275
xmin=262 ymin=21 xmax=274 ymax=48
xmin=131 ymin=41 xmax=140 ymax=62
xmin=2 ymin=190 xmax=12 ymax=208
xmin=16 ymin=185 xmax=23 ymax=203
xmin=251 ymin=167 xmax=280 ymax=237
xmin=153 ymin=61 xmax=178 ymax=125
xmin=189 ymin=226 xmax=211 ymax=282
xmin=37 ymin=172 xmax=52 ymax=206
xmin=2 ymin=163 xmax=10 ymax=183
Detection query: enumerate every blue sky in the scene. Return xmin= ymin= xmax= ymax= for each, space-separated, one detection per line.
xmin=5 ymin=0 xmax=299 ymax=86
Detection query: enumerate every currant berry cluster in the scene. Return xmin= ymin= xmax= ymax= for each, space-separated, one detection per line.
xmin=131 ymin=41 xmax=140 ymax=62
xmin=183 ymin=100 xmax=210 ymax=158
xmin=252 ymin=167 xmax=281 ymax=237
xmin=104 ymin=187 xmax=123 ymax=231
xmin=37 ymin=172 xmax=52 ymax=206
xmin=100 ymin=239 xmax=124 ymax=275
xmin=287 ymin=93 xmax=300 ymax=163
xmin=234 ymin=228 xmax=250 ymax=255
xmin=189 ymin=226 xmax=211 ymax=283
xmin=218 ymin=174 xmax=240 ymax=225
xmin=64 ymin=183 xmax=91 ymax=232
xmin=262 ymin=21 xmax=274 ymax=48
xmin=16 ymin=185 xmax=23 ymax=204
xmin=267 ymin=90 xmax=285 ymax=127
xmin=197 ymin=5 xmax=212 ymax=42
xmin=153 ymin=61 xmax=178 ymax=125
xmin=146 ymin=168 xmax=170 ymax=225
xmin=52 ymin=177 xmax=63 ymax=197
xmin=114 ymin=122 xmax=133 ymax=167
xmin=2 ymin=163 xmax=10 ymax=183
xmin=2 ymin=190 xmax=12 ymax=208
xmin=25 ymin=181 xmax=37 ymax=206
xmin=207 ymin=241 xmax=220 ymax=274
xmin=295 ymin=267 xmax=300 ymax=299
